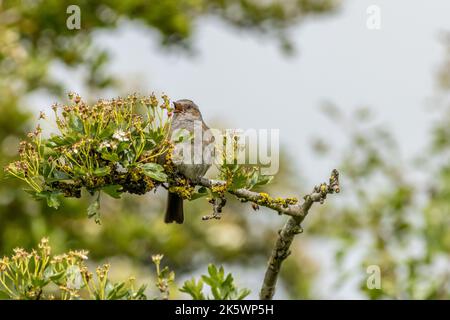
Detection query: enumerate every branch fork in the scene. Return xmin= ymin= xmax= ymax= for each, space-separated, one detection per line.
xmin=198 ymin=169 xmax=340 ymax=300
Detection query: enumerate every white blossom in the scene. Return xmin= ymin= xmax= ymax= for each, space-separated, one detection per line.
xmin=112 ymin=130 xmax=129 ymax=142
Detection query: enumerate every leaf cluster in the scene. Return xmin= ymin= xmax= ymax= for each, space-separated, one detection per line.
xmin=180 ymin=264 xmax=250 ymax=300
xmin=5 ymin=93 xmax=173 ymax=220
xmin=0 ymin=238 xmax=146 ymax=300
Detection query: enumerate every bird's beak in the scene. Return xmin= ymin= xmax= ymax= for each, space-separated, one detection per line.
xmin=173 ymin=102 xmax=182 ymax=113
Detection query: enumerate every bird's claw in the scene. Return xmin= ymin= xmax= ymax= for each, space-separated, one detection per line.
xmin=202 ymin=197 xmax=226 ymax=221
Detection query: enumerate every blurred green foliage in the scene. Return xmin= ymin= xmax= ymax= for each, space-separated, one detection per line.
xmin=308 ymin=44 xmax=450 ymax=297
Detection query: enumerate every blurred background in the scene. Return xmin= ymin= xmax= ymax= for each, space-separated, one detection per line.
xmin=0 ymin=0 xmax=449 ymax=299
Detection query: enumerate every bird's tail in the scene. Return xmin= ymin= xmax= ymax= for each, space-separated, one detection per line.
xmin=164 ymin=192 xmax=184 ymax=224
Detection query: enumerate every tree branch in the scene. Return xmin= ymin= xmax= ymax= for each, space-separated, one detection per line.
xmin=199 ymin=170 xmax=340 ymax=300
xmin=199 ymin=169 xmax=340 ymax=219
xmin=259 ymin=169 xmax=340 ymax=300
xmin=199 ymin=179 xmax=310 ymax=219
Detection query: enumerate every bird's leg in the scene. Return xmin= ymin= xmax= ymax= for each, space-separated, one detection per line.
xmin=202 ymin=196 xmax=227 ymax=221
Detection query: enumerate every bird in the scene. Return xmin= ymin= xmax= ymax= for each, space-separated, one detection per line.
xmin=164 ymin=99 xmax=214 ymax=224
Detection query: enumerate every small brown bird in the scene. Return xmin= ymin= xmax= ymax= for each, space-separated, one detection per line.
xmin=165 ymin=99 xmax=214 ymax=224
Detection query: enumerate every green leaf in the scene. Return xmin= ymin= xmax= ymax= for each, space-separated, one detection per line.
xmin=186 ymin=264 xmax=250 ymax=300
xmin=237 ymin=289 xmax=251 ymax=300
xmin=93 ymin=167 xmax=111 ymax=177
xmin=208 ymin=264 xmax=219 ymax=279
xmin=134 ymin=284 xmax=147 ymax=300
xmin=191 ymin=186 xmax=208 ymax=200
xmin=30 ymin=274 xmax=51 ymax=288
xmin=144 ymin=138 xmax=157 ymax=149
xmin=45 ymin=267 xmax=66 ymax=285
xmin=201 ymin=275 xmax=215 ymax=287
xmin=69 ymin=114 xmax=84 ymax=133
xmin=147 ymin=170 xmax=167 ymax=182
xmin=106 ymin=282 xmax=128 ymax=300
xmin=117 ymin=141 xmax=130 ymax=154
xmin=139 ymin=163 xmax=167 ymax=182
xmin=231 ymin=173 xmax=248 ymax=190
xmin=101 ymin=152 xmax=120 ymax=162
xmin=41 ymin=161 xmax=55 ymax=178
xmin=255 ymin=175 xmax=274 ymax=187
xmin=140 ymin=162 xmax=164 ymax=171
xmin=102 ymin=185 xmax=122 ymax=199
xmin=145 ymin=130 xmax=165 ymax=149
xmin=180 ymin=278 xmax=205 ymax=300
xmin=98 ymin=126 xmax=115 ymax=139
xmin=73 ymin=166 xmax=87 ymax=177
xmin=46 ymin=134 xmax=77 ymax=147
xmin=34 ymin=191 xmax=61 ymax=209
xmin=50 ymin=170 xmax=71 ymax=181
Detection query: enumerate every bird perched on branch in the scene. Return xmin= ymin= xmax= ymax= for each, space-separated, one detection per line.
xmin=165 ymin=99 xmax=214 ymax=224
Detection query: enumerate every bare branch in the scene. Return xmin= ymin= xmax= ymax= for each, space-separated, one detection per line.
xmin=198 ymin=169 xmax=340 ymax=300
xmin=259 ymin=169 xmax=340 ymax=300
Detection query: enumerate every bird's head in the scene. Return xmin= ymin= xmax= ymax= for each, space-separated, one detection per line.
xmin=173 ymin=99 xmax=201 ymax=118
